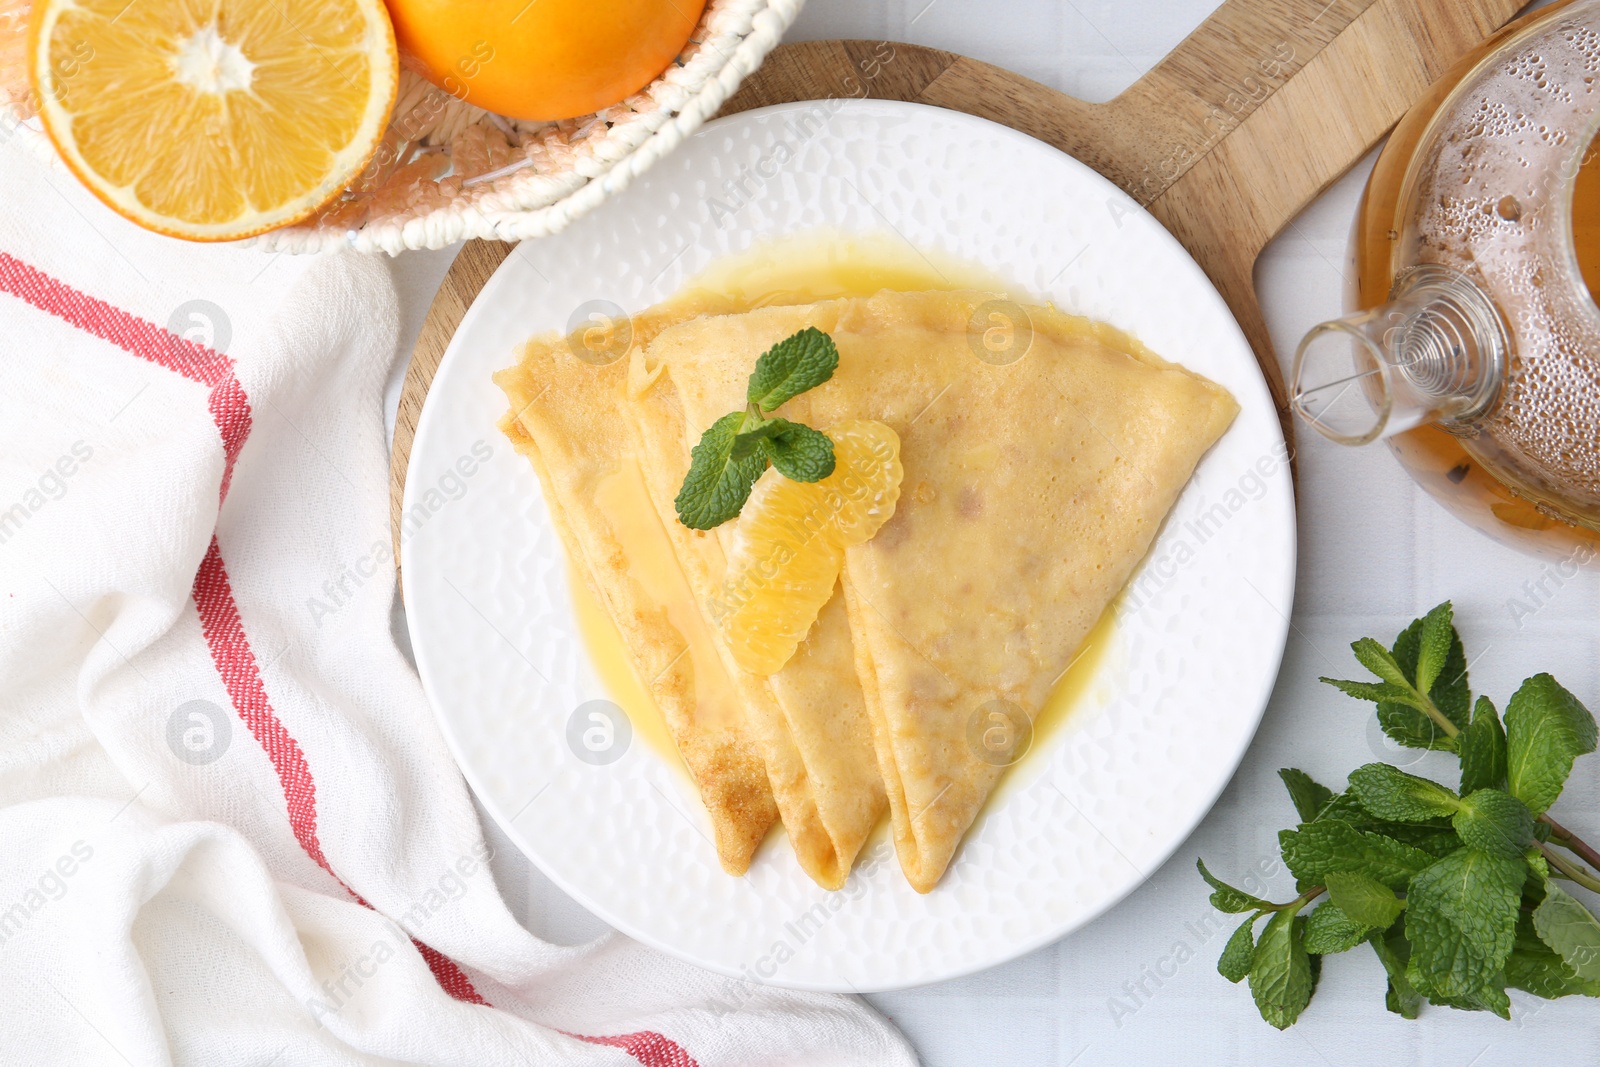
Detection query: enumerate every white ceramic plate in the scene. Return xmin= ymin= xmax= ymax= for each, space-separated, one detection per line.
xmin=401 ymin=100 xmax=1297 ymax=992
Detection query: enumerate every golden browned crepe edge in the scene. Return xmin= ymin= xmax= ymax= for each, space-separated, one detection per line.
xmin=622 ymin=350 xmax=885 ymax=890
xmin=493 ymin=346 xmax=778 ymax=875
xmin=844 ymin=292 xmax=1241 ymax=891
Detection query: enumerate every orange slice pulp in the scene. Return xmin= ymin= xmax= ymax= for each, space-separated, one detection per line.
xmin=29 ymin=0 xmax=397 ymax=241
xmin=715 ymin=420 xmax=903 ymax=676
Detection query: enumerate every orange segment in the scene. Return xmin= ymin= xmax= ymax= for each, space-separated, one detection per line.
xmin=29 ymin=0 xmax=397 ymax=241
xmin=715 ymin=420 xmax=903 ymax=676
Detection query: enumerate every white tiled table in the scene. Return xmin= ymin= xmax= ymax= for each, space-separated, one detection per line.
xmin=388 ymin=1 xmax=1599 ymax=1062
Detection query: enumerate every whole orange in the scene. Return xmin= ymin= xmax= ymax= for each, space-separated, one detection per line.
xmin=384 ymin=0 xmax=707 ymax=122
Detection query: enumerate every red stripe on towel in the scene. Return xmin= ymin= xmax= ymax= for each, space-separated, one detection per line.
xmin=2 ymin=251 xmax=499 ymax=1007
xmin=574 ymin=1031 xmax=701 ymax=1067
xmin=0 ymin=251 xmax=250 ymax=499
xmin=0 ymin=256 xmax=711 ymax=1062
xmin=193 ymin=536 xmax=342 ymax=881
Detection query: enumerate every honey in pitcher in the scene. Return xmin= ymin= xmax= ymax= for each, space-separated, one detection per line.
xmin=1574 ymin=127 xmax=1600 ymax=298
xmin=1331 ymin=0 xmax=1600 ymax=561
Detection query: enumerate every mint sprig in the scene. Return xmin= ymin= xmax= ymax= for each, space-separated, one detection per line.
xmin=674 ymin=329 xmax=840 ymax=530
xmin=1200 ymin=601 xmax=1600 ymax=1028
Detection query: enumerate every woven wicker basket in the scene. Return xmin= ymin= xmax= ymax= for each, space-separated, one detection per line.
xmin=0 ymin=0 xmax=802 ymax=254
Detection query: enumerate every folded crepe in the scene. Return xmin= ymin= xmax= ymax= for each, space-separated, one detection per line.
xmin=638 ymin=291 xmax=1239 ymax=892
xmin=626 ymin=344 xmax=887 ymax=890
xmin=493 ymin=324 xmax=778 ymax=875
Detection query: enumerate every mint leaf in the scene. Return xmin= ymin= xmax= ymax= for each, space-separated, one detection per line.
xmin=1459 ymin=695 xmax=1507 ymax=796
xmin=1197 ymin=858 xmax=1273 ymax=914
xmin=730 ymin=418 xmax=837 ymax=482
xmin=1508 ymin=945 xmax=1600 ymax=998
xmin=1391 ymin=612 xmax=1471 ymax=724
xmin=1382 ymin=824 xmax=1463 ymax=858
xmin=1352 ymin=637 xmax=1413 ymax=692
xmin=1451 ymin=789 xmax=1534 ymax=858
xmin=1509 ymin=910 xmax=1600 ymax=997
xmin=1305 ymin=792 xmax=1459 ymax=854
xmin=1404 ymin=849 xmax=1524 ymax=1007
xmin=761 ymin=421 xmax=836 ymax=483
xmin=1504 ymin=673 xmax=1598 ymax=816
xmin=674 ymin=412 xmax=768 ymax=530
xmin=1279 ymin=768 xmax=1334 ymax=823
xmin=1318 ymin=790 xmax=1408 ymax=831
xmin=1309 ymin=792 xmax=1374 ymax=825
xmin=1219 ymin=914 xmax=1259 ymax=983
xmin=1320 ymin=677 xmax=1412 ymax=705
xmin=1348 ymin=764 xmax=1460 ymax=822
xmin=1304 ymin=901 xmax=1370 ymax=954
xmin=1376 ymin=702 xmax=1458 ymax=753
xmin=1427 ymin=983 xmax=1512 ymax=1018
xmin=1508 ymin=955 xmax=1598 ymax=999
xmin=1369 ymin=927 xmax=1424 ymax=1018
xmin=1249 ymin=910 xmax=1313 ymax=1029
xmin=746 ymin=327 xmax=839 ymax=412
xmin=1532 ymin=881 xmax=1600 ymax=981
xmin=1414 ymin=601 xmax=1455 ymax=695
xmin=1280 ymin=821 xmax=1436 ymax=891
xmin=1525 ymin=846 xmax=1550 ymax=882
xmin=1324 ymin=871 xmax=1404 ymax=930
xmin=1367 ymin=613 xmax=1471 ymax=751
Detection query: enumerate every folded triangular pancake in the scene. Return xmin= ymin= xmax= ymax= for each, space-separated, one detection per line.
xmin=494 ymin=331 xmax=778 ymax=875
xmin=639 ymin=291 xmax=1239 ymax=891
xmin=626 ymin=347 xmax=886 ymax=890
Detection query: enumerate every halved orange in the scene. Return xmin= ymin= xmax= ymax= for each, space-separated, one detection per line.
xmin=29 ymin=0 xmax=398 ymax=241
xmin=719 ymin=420 xmax=904 ymax=676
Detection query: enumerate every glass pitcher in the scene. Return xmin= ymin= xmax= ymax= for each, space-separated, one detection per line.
xmin=1293 ymin=0 xmax=1600 ymax=560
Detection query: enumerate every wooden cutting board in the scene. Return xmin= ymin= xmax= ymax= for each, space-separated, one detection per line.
xmin=390 ymin=0 xmax=1526 ymax=547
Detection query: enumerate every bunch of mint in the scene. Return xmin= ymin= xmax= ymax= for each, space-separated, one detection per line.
xmin=674 ymin=327 xmax=839 ymax=530
xmin=1201 ymin=602 xmax=1600 ymax=1028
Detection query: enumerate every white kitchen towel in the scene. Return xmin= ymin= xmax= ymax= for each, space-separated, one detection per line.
xmin=0 ymin=135 xmax=917 ymax=1066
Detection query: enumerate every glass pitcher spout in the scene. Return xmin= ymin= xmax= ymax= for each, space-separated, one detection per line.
xmin=1292 ymin=265 xmax=1508 ymax=446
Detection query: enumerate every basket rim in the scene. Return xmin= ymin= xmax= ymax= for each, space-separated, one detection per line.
xmin=0 ymin=0 xmax=805 ymax=255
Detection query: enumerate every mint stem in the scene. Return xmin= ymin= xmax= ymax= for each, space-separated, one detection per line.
xmin=1276 ymin=886 xmax=1325 ymax=912
xmin=1407 ymin=685 xmax=1460 ymax=741
xmin=1542 ymin=812 xmax=1600 ymax=872
xmin=1540 ymin=843 xmax=1600 ymax=894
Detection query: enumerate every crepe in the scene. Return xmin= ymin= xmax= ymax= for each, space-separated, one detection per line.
xmin=493 ymin=329 xmax=778 ymax=875
xmin=639 ymin=290 xmax=1239 ymax=892
xmin=626 ymin=347 xmax=887 ymax=890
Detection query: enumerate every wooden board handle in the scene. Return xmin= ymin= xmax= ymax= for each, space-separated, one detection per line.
xmin=1143 ymin=0 xmax=1522 ymax=435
